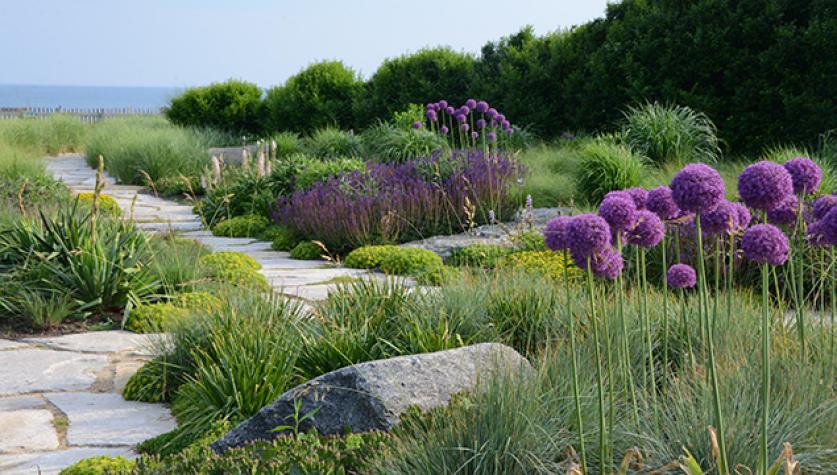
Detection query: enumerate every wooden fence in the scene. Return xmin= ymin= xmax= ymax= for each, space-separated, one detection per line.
xmin=0 ymin=107 xmax=163 ymax=124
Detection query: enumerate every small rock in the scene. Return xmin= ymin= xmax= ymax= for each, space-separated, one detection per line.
xmin=211 ymin=343 xmax=530 ymax=453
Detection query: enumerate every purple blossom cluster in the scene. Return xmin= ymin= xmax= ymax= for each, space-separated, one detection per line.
xmin=274 ymin=150 xmax=523 ymax=251
xmin=423 ymin=99 xmax=515 ymax=148
xmin=667 ymin=264 xmax=696 ymax=289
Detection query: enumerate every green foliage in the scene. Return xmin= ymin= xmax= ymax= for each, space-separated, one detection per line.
xmin=263 ymin=61 xmax=361 ymax=133
xmin=123 ymin=358 xmax=168 ymax=403
xmin=305 ymin=127 xmax=364 ymax=159
xmin=196 ymin=167 xmax=275 ymax=227
xmin=289 ymin=241 xmax=323 ymax=260
xmin=357 ymin=47 xmax=478 ymax=127
xmin=0 ymin=127 xmax=71 ymax=210
xmin=379 ymin=248 xmax=443 ymax=276
xmin=154 ymin=174 xmax=203 ymax=197
xmin=268 ymin=131 xmax=304 ymax=158
xmin=391 ymin=103 xmax=426 ymax=130
xmin=147 ymin=235 xmax=211 ymax=295
xmin=573 ymin=138 xmax=647 ymax=204
xmin=498 ymin=250 xmax=577 ymax=281
xmin=200 ymin=251 xmax=269 ymax=292
xmin=75 ymin=192 xmax=121 ymax=217
xmin=0 ymin=114 xmax=87 ymax=154
xmin=125 ymin=302 xmax=189 ymax=333
xmin=448 ymin=244 xmax=513 ymax=268
xmin=211 ymin=214 xmax=269 ymax=238
xmin=363 ymin=122 xmax=448 ymax=163
xmin=343 ymin=245 xmax=399 ymax=269
xmin=510 ymin=230 xmax=547 ymax=251
xmin=85 ymin=116 xmax=215 ymax=186
xmin=0 ymin=288 xmax=78 ymax=330
xmin=59 ymin=455 xmax=135 ymax=475
xmin=294 ymin=156 xmax=365 ymax=190
xmin=621 ymin=102 xmax=721 ymax=164
xmin=166 ymin=79 xmax=263 ymax=135
xmin=269 ymin=226 xmax=302 ymax=251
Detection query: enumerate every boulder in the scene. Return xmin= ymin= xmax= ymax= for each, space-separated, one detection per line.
xmin=211 ymin=343 xmax=530 ymax=453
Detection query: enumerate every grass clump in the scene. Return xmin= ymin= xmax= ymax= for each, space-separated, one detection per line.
xmin=290 ymin=241 xmax=323 ymax=260
xmin=305 ymin=127 xmax=364 ymax=159
xmin=0 ymin=114 xmax=87 ymax=154
xmin=123 ymin=358 xmax=168 ymax=403
xmin=574 ymin=138 xmax=647 ymax=204
xmin=211 ymin=214 xmax=269 ymax=238
xmin=621 ymin=101 xmax=721 ymax=164
xmin=448 ymin=244 xmax=513 ymax=268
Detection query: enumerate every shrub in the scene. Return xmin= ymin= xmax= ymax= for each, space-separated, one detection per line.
xmin=379 ymin=248 xmax=442 ymax=276
xmin=166 ymin=79 xmax=263 ymax=135
xmin=294 ymin=157 xmax=365 ymax=190
xmin=305 ymin=127 xmax=364 ymax=159
xmin=123 ymin=358 xmax=168 ymax=403
xmin=289 ymin=241 xmax=323 ymax=260
xmin=200 ymin=251 xmax=269 ymax=291
xmin=344 ymin=245 xmax=400 ymax=269
xmin=497 ymin=250 xmax=577 ymax=281
xmin=211 ymin=214 xmax=269 ymax=238
xmin=171 ymin=291 xmax=224 ymax=313
xmin=448 ymin=244 xmax=513 ymax=267
xmin=574 ymin=138 xmax=647 ymax=204
xmin=364 ymin=124 xmax=448 ymax=163
xmin=510 ymin=230 xmax=547 ymax=251
xmin=621 ymin=102 xmax=721 ymax=164
xmin=76 ymin=192 xmax=121 ymax=217
xmin=85 ymin=116 xmax=213 ymax=186
xmin=195 ymin=168 xmax=275 ymax=227
xmin=268 ymin=226 xmax=302 ymax=251
xmin=59 ymin=455 xmax=135 ymax=475
xmin=263 ymin=61 xmax=361 ymax=133
xmin=125 ymin=303 xmax=189 ymax=333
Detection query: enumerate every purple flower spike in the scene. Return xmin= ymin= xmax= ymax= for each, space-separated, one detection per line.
xmin=544 ymin=216 xmax=572 ymax=251
xmin=734 ymin=202 xmax=751 ymax=229
xmin=766 ymin=194 xmax=799 ymax=226
xmin=742 ymin=224 xmax=790 ymax=265
xmin=567 ymin=213 xmax=612 ymax=258
xmin=460 ymin=123 xmax=470 ymax=132
xmin=625 ymin=187 xmax=648 ymax=210
xmin=412 ymin=121 xmax=422 ymax=129
xmin=738 ymin=161 xmax=793 ymax=210
xmin=440 ymin=125 xmax=449 ymax=135
xmin=456 ymin=114 xmax=467 ymax=124
xmin=647 ymin=186 xmax=680 ymax=220
xmin=426 ymin=110 xmax=437 ymax=122
xmin=783 ymin=157 xmax=822 ymax=195
xmin=671 ymin=163 xmax=725 ymax=213
xmin=471 ymin=131 xmax=479 ymax=139
xmin=476 ymin=101 xmax=489 ymax=113
xmin=667 ymin=264 xmax=697 ymax=289
xmin=812 ymin=194 xmax=837 ymax=220
xmin=599 ymin=194 xmax=637 ymax=233
xmin=445 ymin=106 xmax=455 ymax=115
xmin=465 ymin=99 xmax=477 ymax=109
xmin=476 ymin=119 xmax=487 ymax=129
xmin=487 ymin=108 xmax=498 ymax=120
xmin=487 ymin=132 xmax=497 ymax=142
xmin=438 ymin=100 xmax=448 ymax=109
xmin=627 ymin=210 xmax=665 ymax=247
xmin=702 ymin=200 xmax=739 ymax=235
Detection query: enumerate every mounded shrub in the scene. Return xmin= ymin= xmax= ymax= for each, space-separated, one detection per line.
xmin=573 ymin=138 xmax=647 ymax=204
xmin=621 ymin=102 xmax=721 ymax=164
xmin=268 ymin=226 xmax=301 ymax=251
xmin=497 ymin=250 xmax=577 ymax=280
xmin=59 ymin=455 xmax=135 ymax=475
xmin=171 ymin=291 xmax=224 ymax=314
xmin=200 ymin=251 xmax=269 ymax=292
xmin=289 ymin=241 xmax=323 ymax=260
xmin=344 ymin=245 xmax=400 ymax=269
xmin=511 ymin=230 xmax=547 ymax=251
xmin=166 ymin=79 xmax=263 ymax=135
xmin=123 ymin=358 xmax=168 ymax=403
xmin=304 ymin=127 xmax=364 ymax=159
xmin=76 ymin=192 xmax=121 ymax=217
xmin=378 ymin=247 xmax=443 ymax=276
xmin=211 ymin=214 xmax=269 ymax=238
xmin=448 ymin=244 xmax=513 ymax=268
xmin=125 ymin=303 xmax=189 ymax=333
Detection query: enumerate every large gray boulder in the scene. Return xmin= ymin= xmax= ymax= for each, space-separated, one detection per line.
xmin=211 ymin=343 xmax=530 ymax=453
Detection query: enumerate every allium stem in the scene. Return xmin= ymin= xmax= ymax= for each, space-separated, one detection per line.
xmin=640 ymin=249 xmax=658 ymax=422
xmin=830 ymin=247 xmax=835 ymax=384
xmin=726 ymin=231 xmax=735 ymax=321
xmin=586 ymin=258 xmax=607 ymax=475
xmin=616 ymin=235 xmax=640 ymax=425
xmin=564 ymin=250 xmax=588 ymax=475
xmin=759 ymin=262 xmax=771 ymax=475
xmin=661 ymin=234 xmax=670 ymax=392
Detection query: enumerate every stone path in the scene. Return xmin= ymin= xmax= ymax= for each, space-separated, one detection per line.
xmin=0 ymin=332 xmax=174 ymax=474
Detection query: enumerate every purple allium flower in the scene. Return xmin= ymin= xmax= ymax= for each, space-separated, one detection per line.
xmin=766 ymin=194 xmax=799 ymax=226
xmin=412 ymin=121 xmax=422 ymax=129
xmin=476 ymin=101 xmax=489 ymax=113
xmin=460 ymin=124 xmax=470 ymax=132
xmin=426 ymin=103 xmax=436 ymax=110
xmin=438 ymin=100 xmax=448 ymax=109
xmin=627 ymin=210 xmax=665 ymax=247
xmin=820 ymin=207 xmax=837 ymax=245
xmin=734 ymin=202 xmax=751 ymax=229
xmin=701 ymin=200 xmax=740 ymax=235
xmin=460 ymin=105 xmax=471 ymax=115
xmin=508 ymin=128 xmax=514 ymax=134
xmin=487 ymin=132 xmax=497 ymax=142
xmin=471 ymin=131 xmax=479 ymax=139
xmin=445 ymin=106 xmax=455 ymax=115
xmin=544 ymin=216 xmax=572 ymax=251
xmin=501 ymin=119 xmax=511 ymax=129
xmin=476 ymin=119 xmax=487 ymax=129
xmin=487 ymin=108 xmax=498 ymax=120
xmin=741 ymin=224 xmax=790 ymax=265
xmin=671 ymin=163 xmax=725 ymax=214
xmin=496 ymin=114 xmax=506 ymax=123
xmin=783 ymin=157 xmax=822 ymax=195
xmin=599 ymin=194 xmax=637 ymax=233
xmin=807 ymin=221 xmax=830 ymax=246
xmin=647 ymin=186 xmax=680 ymax=220
xmin=738 ymin=161 xmax=793 ymax=210
xmin=456 ymin=114 xmax=467 ymax=124
xmin=440 ymin=125 xmax=449 ymax=135
xmin=812 ymin=194 xmax=837 ymax=220
xmin=465 ymin=99 xmax=477 ymax=109
xmin=667 ymin=264 xmax=697 ymax=289
xmin=567 ymin=213 xmax=612 ymax=258
xmin=426 ymin=110 xmax=437 ymax=121
xmin=590 ymin=246 xmax=624 ymax=280
xmin=625 ymin=187 xmax=648 ymax=210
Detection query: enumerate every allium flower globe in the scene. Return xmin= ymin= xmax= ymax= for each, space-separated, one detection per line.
xmin=456 ymin=114 xmax=467 ymax=124
xmin=627 ymin=210 xmax=665 ymax=247
xmin=701 ymin=200 xmax=739 ymax=235
xmin=783 ymin=157 xmax=822 ymax=195
xmin=476 ymin=101 xmax=489 ymax=113
xmin=412 ymin=121 xmax=422 ymax=129
xmin=460 ymin=124 xmax=470 ymax=132
xmin=589 ymin=246 xmax=624 ymax=280
xmin=812 ymin=194 xmax=837 ymax=220
xmin=820 ymin=207 xmax=837 ymax=245
xmin=667 ymin=264 xmax=697 ymax=289
xmin=766 ymin=194 xmax=799 ymax=226
xmin=445 ymin=106 xmax=455 ymax=115
xmin=671 ymin=163 xmax=725 ymax=213
xmin=544 ymin=216 xmax=572 ymax=251
xmin=471 ymin=131 xmax=479 ymax=139
xmin=438 ymin=100 xmax=448 ymax=109
xmin=440 ymin=126 xmax=449 ymax=135
xmin=647 ymin=186 xmax=680 ymax=220
xmin=476 ymin=119 xmax=487 ymax=129
xmin=625 ymin=187 xmax=648 ymax=209
xmin=465 ymin=99 xmax=477 ymax=109
xmin=741 ymin=224 xmax=790 ymax=265
xmin=734 ymin=202 xmax=752 ymax=229
xmin=738 ymin=161 xmax=793 ymax=210
xmin=460 ymin=105 xmax=471 ymax=115
xmin=566 ymin=213 xmax=612 ymax=258
xmin=487 ymin=132 xmax=497 ymax=142
xmin=487 ymin=108 xmax=498 ymax=119
xmin=426 ymin=110 xmax=437 ymax=121
xmin=598 ymin=194 xmax=637 ymax=233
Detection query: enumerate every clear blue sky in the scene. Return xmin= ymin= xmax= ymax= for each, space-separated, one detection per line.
xmin=0 ymin=0 xmax=612 ymax=88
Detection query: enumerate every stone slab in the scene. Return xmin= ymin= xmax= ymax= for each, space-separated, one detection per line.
xmin=0 ymin=395 xmax=46 ymax=412
xmin=0 ymin=349 xmax=109 ymax=396
xmin=45 ymin=392 xmax=176 ymax=446
xmin=0 ymin=339 xmax=28 ymax=351
xmin=22 ymin=331 xmax=161 ymax=355
xmin=0 ymin=410 xmax=59 ymax=453
xmin=0 ymin=447 xmax=136 ymax=475
xmin=282 ymin=284 xmax=336 ymax=301
xmin=265 ymin=268 xmax=368 ymax=288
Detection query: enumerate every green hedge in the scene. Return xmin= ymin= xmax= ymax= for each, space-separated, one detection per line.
xmin=166 ymin=79 xmax=263 ymax=135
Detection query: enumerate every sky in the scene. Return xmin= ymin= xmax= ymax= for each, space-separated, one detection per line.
xmin=0 ymin=0 xmax=613 ymax=89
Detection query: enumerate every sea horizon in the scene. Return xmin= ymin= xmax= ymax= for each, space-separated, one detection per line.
xmin=0 ymin=83 xmax=185 ymax=109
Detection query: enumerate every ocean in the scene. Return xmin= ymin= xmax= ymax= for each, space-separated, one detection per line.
xmin=0 ymin=84 xmax=182 ymax=110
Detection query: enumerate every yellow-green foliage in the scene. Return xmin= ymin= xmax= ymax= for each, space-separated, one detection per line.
xmin=125 ymin=303 xmax=189 ymax=333
xmin=199 ymin=252 xmax=269 ymax=292
xmin=511 ymin=230 xmax=547 ymax=251
xmin=123 ymin=358 xmax=167 ymax=403
xmin=344 ymin=245 xmax=399 ymax=269
xmin=211 ymin=215 xmax=269 ymax=238
xmin=448 ymin=244 xmax=512 ymax=268
xmin=379 ymin=247 xmax=443 ymax=276
xmin=498 ymin=250 xmax=577 ymax=280
xmin=76 ymin=192 xmax=121 ymax=217
xmin=289 ymin=241 xmax=323 ymax=260
xmin=59 ymin=455 xmax=135 ymax=475
xmin=172 ymin=291 xmax=223 ymax=313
